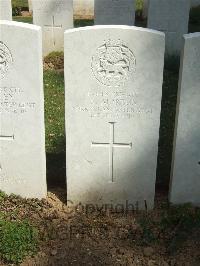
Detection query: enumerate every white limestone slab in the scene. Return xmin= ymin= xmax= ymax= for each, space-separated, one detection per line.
xmin=94 ymin=0 xmax=135 ymax=26
xmin=170 ymin=33 xmax=200 ymax=206
xmin=65 ymin=26 xmax=165 ymax=209
xmin=147 ymin=0 xmax=190 ymax=56
xmin=0 ymin=0 xmax=12 ymax=21
xmin=0 ymin=21 xmax=46 ymax=199
xmin=32 ymin=0 xmax=73 ymax=56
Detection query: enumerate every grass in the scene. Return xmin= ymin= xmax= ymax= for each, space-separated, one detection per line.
xmin=44 ymin=70 xmax=65 ymax=154
xmin=0 ymin=214 xmax=38 ymax=264
xmin=136 ymin=0 xmax=143 ymax=11
xmin=44 ymin=68 xmax=66 ymax=187
xmin=12 ymin=0 xmax=28 ymax=8
xmin=13 ymin=16 xmax=32 ymax=23
xmin=0 ymin=191 xmax=6 ymax=202
xmin=75 ymin=19 xmax=94 ymax=27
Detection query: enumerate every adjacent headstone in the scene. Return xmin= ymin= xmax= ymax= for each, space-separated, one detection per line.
xmin=0 ymin=0 xmax=12 ymax=20
xmin=170 ymin=33 xmax=200 ymax=206
xmin=94 ymin=0 xmax=135 ymax=26
xmin=74 ymin=0 xmax=94 ymax=20
xmin=32 ymin=0 xmax=73 ymax=56
xmin=28 ymin=0 xmax=33 ymax=14
xmin=142 ymin=0 xmax=148 ymax=19
xmin=65 ymin=26 xmax=165 ymax=209
xmin=191 ymin=0 xmax=200 ymax=8
xmin=147 ymin=0 xmax=190 ymax=56
xmin=0 ymin=20 xmax=46 ymax=199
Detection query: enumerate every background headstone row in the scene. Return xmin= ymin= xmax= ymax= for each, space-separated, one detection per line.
xmin=0 ymin=0 xmax=199 ymax=56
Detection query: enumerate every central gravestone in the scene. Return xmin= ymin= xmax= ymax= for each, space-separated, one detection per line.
xmin=0 ymin=0 xmax=12 ymax=20
xmin=94 ymin=0 xmax=135 ymax=26
xmin=65 ymin=26 xmax=165 ymax=209
xmin=0 ymin=21 xmax=46 ymax=199
xmin=147 ymin=0 xmax=190 ymax=56
xmin=32 ymin=0 xmax=73 ymax=55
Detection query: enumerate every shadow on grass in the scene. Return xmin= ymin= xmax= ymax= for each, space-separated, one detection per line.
xmin=13 ymin=16 xmax=33 ymax=24
xmin=46 ymin=137 xmax=66 ymax=201
xmin=156 ymin=64 xmax=179 ymax=195
xmin=189 ymin=5 xmax=200 ymax=33
xmin=75 ymin=19 xmax=94 ymax=28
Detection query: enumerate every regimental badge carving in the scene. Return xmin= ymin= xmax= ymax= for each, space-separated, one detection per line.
xmin=91 ymin=39 xmax=136 ymax=87
xmin=0 ymin=42 xmax=13 ymax=80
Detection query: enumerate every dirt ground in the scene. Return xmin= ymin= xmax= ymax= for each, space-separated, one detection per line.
xmin=0 ymin=189 xmax=199 ymax=266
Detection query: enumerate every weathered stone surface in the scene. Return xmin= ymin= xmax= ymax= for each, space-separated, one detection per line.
xmin=74 ymin=0 xmax=94 ymax=19
xmin=32 ymin=0 xmax=73 ymax=56
xmin=0 ymin=21 xmax=46 ymax=199
xmin=94 ymin=0 xmax=135 ymax=26
xmin=0 ymin=0 xmax=12 ymax=20
xmin=65 ymin=26 xmax=165 ymax=209
xmin=170 ymin=33 xmax=200 ymax=206
xmin=147 ymin=0 xmax=190 ymax=56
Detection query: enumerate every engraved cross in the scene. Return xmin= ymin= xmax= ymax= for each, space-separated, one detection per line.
xmin=91 ymin=122 xmax=132 ymax=183
xmin=44 ymin=16 xmax=62 ymax=45
xmin=0 ymin=134 xmax=14 ymax=171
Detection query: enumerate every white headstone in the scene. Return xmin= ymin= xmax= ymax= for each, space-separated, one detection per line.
xmin=65 ymin=26 xmax=165 ymax=210
xmin=170 ymin=33 xmax=200 ymax=206
xmin=147 ymin=0 xmax=190 ymax=56
xmin=0 ymin=20 xmax=46 ymax=199
xmin=94 ymin=0 xmax=135 ymax=26
xmin=0 ymin=0 xmax=12 ymax=20
xmin=32 ymin=0 xmax=73 ymax=56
